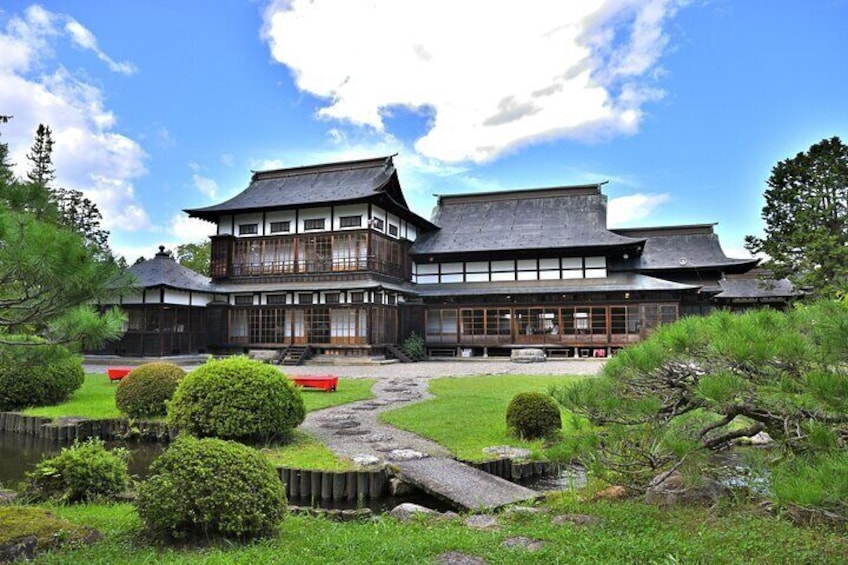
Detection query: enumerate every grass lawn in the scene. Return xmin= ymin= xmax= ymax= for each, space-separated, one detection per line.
xmin=16 ymin=496 xmax=847 ymax=564
xmin=381 ymin=375 xmax=582 ymax=461
xmin=22 ymin=373 xmax=376 ymax=420
xmin=260 ymin=430 xmax=353 ymax=471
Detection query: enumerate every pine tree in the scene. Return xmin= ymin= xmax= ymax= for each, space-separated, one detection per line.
xmin=26 ymin=123 xmax=55 ymax=186
xmin=745 ymin=136 xmax=848 ymax=297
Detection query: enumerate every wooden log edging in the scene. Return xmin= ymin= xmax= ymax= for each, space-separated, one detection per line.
xmin=0 ymin=411 xmax=173 ymax=443
xmin=461 ymin=458 xmax=561 ymax=482
xmin=278 ymin=467 xmax=389 ymax=501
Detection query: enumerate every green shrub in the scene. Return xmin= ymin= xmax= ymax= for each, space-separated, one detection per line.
xmin=168 ymin=356 xmax=305 ymax=442
xmin=24 ymin=438 xmax=129 ymax=503
xmin=401 ymin=331 xmax=426 ymax=361
xmin=506 ymin=392 xmax=562 ymax=440
xmin=137 ymin=436 xmax=286 ymax=540
xmin=115 ymin=362 xmax=184 ymax=418
xmin=0 ymin=340 xmax=84 ymax=411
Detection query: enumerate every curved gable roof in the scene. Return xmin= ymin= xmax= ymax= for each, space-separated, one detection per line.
xmin=412 ymin=185 xmax=643 ymax=256
xmin=612 ymin=225 xmax=758 ymax=272
xmin=128 ymin=247 xmax=211 ymax=293
xmin=186 ymin=156 xmax=398 ymax=218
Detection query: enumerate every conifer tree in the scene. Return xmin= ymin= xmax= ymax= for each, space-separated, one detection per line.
xmin=26 ymin=123 xmax=55 ymax=186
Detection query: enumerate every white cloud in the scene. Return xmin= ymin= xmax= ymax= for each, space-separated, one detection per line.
xmin=220 ymin=153 xmax=235 ymax=167
xmin=0 ymin=5 xmax=150 ymax=231
xmin=192 ymin=174 xmax=219 ymax=199
xmin=65 ymin=19 xmax=136 ymax=75
xmin=262 ymin=0 xmax=684 ymax=163
xmin=607 ymin=192 xmax=670 ymax=226
xmin=170 ymin=214 xmax=217 ymax=242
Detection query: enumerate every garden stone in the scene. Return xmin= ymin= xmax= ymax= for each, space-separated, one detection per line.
xmin=463 ymin=514 xmax=499 ymax=530
xmin=388 ymin=448 xmax=428 ymax=461
xmin=353 ymin=455 xmax=381 ymax=466
xmin=501 ymin=536 xmax=547 ymax=551
xmin=503 ymin=505 xmax=542 ymax=516
xmin=389 ymin=477 xmax=418 ymax=496
xmin=247 ymin=349 xmax=278 ymax=363
xmin=644 ymin=470 xmax=729 ymax=506
xmin=435 ymin=551 xmax=488 ymax=565
xmin=363 ymin=432 xmax=393 ymax=443
xmin=0 ymin=489 xmax=18 ymax=505
xmin=552 ymin=513 xmax=601 ymax=526
xmin=0 ymin=535 xmax=37 ymax=563
xmin=591 ymin=485 xmax=627 ymax=501
xmin=482 ymin=446 xmax=531 ymax=459
xmin=740 ymin=431 xmax=774 ymax=446
xmin=388 ymin=502 xmax=437 ymax=521
xmin=511 ymin=348 xmax=546 ymax=363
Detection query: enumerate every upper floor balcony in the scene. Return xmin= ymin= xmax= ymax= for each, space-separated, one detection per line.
xmin=211 ymin=231 xmax=410 ymax=281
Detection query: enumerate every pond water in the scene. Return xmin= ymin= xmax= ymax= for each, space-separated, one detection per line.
xmin=520 ymin=464 xmax=588 ymax=492
xmin=0 ymin=429 xmax=164 ymax=487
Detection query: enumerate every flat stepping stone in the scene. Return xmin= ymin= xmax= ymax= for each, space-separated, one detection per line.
xmin=364 ymin=433 xmax=393 ymax=443
xmin=382 ymin=386 xmax=414 ymax=392
xmin=435 ymin=551 xmax=488 ymax=565
xmin=353 ymin=455 xmax=381 ymax=466
xmin=350 ymin=404 xmax=380 ymax=411
xmin=388 ymin=448 xmax=428 ymax=461
xmin=319 ymin=420 xmax=361 ymax=430
xmin=394 ymin=458 xmax=542 ymax=511
xmin=501 ymin=536 xmax=547 ymax=551
xmin=464 ymin=515 xmax=499 ymax=530
xmin=335 ymin=428 xmax=370 ymax=436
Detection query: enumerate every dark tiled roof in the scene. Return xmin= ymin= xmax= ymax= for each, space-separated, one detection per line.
xmin=714 ymin=278 xmax=797 ymax=299
xmin=612 ymin=225 xmax=758 ymax=272
xmin=185 ymin=156 xmax=404 ymax=219
xmin=128 ymin=248 xmax=211 ymax=293
xmin=413 ymin=274 xmax=698 ymax=297
xmin=411 ymin=185 xmax=643 ymax=256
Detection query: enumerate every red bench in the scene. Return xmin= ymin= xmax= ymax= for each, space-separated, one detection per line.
xmin=107 ymin=367 xmax=133 ymax=382
xmin=288 ymin=374 xmax=338 ymax=392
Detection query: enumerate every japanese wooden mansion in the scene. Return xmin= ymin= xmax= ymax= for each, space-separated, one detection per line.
xmin=98 ymin=156 xmax=794 ymax=359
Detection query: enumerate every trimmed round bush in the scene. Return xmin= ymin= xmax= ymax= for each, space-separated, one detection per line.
xmin=136 ymin=436 xmax=286 ymax=540
xmin=115 ymin=362 xmax=184 ymax=418
xmin=0 ymin=341 xmax=84 ymax=411
xmin=168 ymin=356 xmax=305 ymax=442
xmin=506 ymin=392 xmax=562 ymax=440
xmin=24 ymin=438 xmax=129 ymax=503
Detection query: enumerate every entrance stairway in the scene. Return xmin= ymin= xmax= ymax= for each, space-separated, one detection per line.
xmin=385 ymin=343 xmax=415 ymax=363
xmin=279 ymin=345 xmax=313 ymax=366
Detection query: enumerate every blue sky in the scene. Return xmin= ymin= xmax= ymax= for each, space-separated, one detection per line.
xmin=1 ymin=0 xmax=846 ymax=262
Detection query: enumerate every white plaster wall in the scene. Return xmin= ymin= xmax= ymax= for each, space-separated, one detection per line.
xmin=233 ymin=213 xmax=264 ymax=237
xmin=333 ymin=204 xmax=369 ymax=230
xmin=299 ymin=207 xmax=332 ymax=233
xmin=218 ymin=215 xmax=233 ymax=235
xmin=264 ymin=210 xmax=296 ymax=234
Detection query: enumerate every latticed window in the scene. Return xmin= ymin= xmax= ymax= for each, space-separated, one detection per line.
xmin=339 ymin=215 xmax=361 ymax=228
xmin=239 ymin=223 xmax=258 ymax=235
xmin=269 ymin=221 xmax=290 ymax=233
xmin=304 ymin=218 xmax=325 ymax=230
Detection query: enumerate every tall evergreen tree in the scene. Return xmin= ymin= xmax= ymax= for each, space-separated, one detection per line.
xmin=26 ymin=123 xmax=55 ymax=186
xmin=0 ymin=117 xmax=129 ymax=350
xmin=745 ymin=136 xmax=848 ymax=297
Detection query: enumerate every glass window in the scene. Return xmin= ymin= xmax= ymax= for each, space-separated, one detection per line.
xmin=269 ymin=221 xmax=290 ymax=233
xmin=325 ymin=292 xmax=340 ymax=304
xmin=339 ymin=215 xmax=361 ymax=228
xmin=304 ymin=218 xmax=325 ymax=230
xmin=238 ymin=223 xmax=258 ymax=235
xmin=298 ymin=293 xmax=313 ymax=305
xmin=266 ymin=294 xmax=286 ymax=305
xmin=350 ymin=291 xmax=365 ymax=303
xmin=388 ymin=224 xmax=398 ymax=236
xmin=234 ymin=295 xmax=253 ymax=305
xmin=370 ymin=218 xmax=384 ymax=230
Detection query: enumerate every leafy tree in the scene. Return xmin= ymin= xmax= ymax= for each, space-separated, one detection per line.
xmin=551 ymin=302 xmax=848 ymax=519
xmin=745 ymin=136 xmax=848 ymax=297
xmin=26 ymin=124 xmax=55 ymax=186
xmin=174 ymin=241 xmax=211 ymax=276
